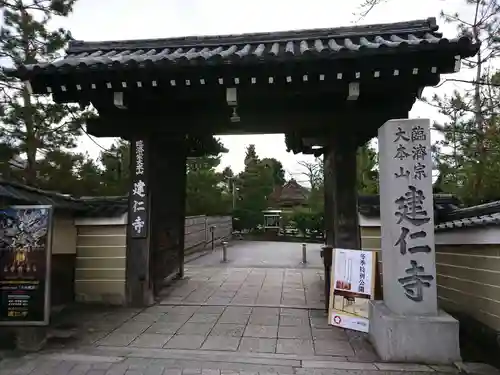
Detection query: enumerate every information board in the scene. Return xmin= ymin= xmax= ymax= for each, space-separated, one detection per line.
xmin=0 ymin=205 xmax=52 ymax=326
xmin=328 ymin=248 xmax=376 ymax=333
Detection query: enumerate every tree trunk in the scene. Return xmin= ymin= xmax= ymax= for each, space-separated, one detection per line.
xmin=20 ymin=7 xmax=37 ymax=185
xmin=472 ymin=1 xmax=484 ymax=197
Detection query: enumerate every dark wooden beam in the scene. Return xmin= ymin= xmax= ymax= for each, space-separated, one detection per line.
xmin=86 ymin=91 xmax=416 ymax=141
xmin=36 ymin=47 xmax=465 ymax=102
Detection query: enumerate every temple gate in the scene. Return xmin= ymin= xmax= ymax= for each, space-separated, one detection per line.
xmin=9 ymin=17 xmax=478 ymax=363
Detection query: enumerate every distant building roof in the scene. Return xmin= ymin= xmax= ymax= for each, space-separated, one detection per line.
xmin=269 ymin=179 xmax=309 ymax=207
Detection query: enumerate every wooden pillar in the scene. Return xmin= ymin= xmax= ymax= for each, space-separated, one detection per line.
xmin=126 ymin=135 xmax=187 ymax=307
xmin=126 ymin=137 xmax=153 ymax=307
xmin=324 ymin=137 xmax=361 ymax=248
xmin=149 ymin=135 xmax=187 ymax=295
xmin=322 ymin=137 xmax=361 ymax=310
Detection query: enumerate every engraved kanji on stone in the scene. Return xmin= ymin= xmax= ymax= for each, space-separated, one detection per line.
xmin=394 ymin=145 xmax=410 ymax=160
xmin=132 ymin=216 xmax=145 ymax=234
xmin=398 ymin=260 xmax=434 ymax=302
xmin=412 ymin=144 xmax=428 ymax=160
xmin=394 ymin=227 xmax=431 ymax=255
xmin=132 ymin=180 xmax=146 ymax=198
xmin=133 ymin=200 xmax=145 ymax=212
xmin=395 ymin=166 xmax=410 ymax=179
xmin=411 ymin=126 xmax=426 ymax=142
xmin=394 ymin=185 xmax=431 ymax=226
xmin=414 ymin=163 xmax=427 ymax=180
xmin=394 ymin=127 xmax=410 ymax=143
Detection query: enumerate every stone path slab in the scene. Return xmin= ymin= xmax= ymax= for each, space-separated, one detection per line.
xmin=0 ymin=348 xmax=481 ymax=375
xmin=159 ymin=267 xmax=325 ymax=309
xmin=187 ymin=241 xmax=324 ymax=269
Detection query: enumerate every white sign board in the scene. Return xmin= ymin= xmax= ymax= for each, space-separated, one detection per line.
xmin=333 ymin=248 xmax=374 ymax=296
xmin=329 ymin=248 xmax=376 ymax=333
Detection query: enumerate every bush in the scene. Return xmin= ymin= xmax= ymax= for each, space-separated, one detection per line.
xmin=232 ymin=208 xmax=263 ymax=231
xmin=289 ymin=208 xmax=323 ymax=238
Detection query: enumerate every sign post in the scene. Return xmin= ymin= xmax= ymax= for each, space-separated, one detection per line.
xmin=130 ymin=139 xmax=149 ymax=239
xmin=328 ymin=248 xmax=376 ymax=333
xmin=0 ymin=205 xmax=53 ymax=326
xmin=369 ymin=118 xmax=461 ymax=363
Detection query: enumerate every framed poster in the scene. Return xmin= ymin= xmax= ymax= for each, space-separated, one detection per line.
xmin=0 ymin=205 xmax=53 ymax=326
xmin=328 ymin=248 xmax=376 ymax=333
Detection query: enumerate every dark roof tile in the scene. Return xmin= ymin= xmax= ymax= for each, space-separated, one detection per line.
xmin=435 ymin=200 xmax=500 ymax=231
xmin=10 ymin=18 xmax=478 ymax=78
xmin=0 ymin=177 xmax=85 ymax=211
xmin=435 ymin=213 xmax=500 ymax=231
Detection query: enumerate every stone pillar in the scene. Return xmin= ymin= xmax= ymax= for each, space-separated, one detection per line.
xmin=369 ymin=119 xmax=460 ymax=364
xmin=323 ymin=139 xmax=361 ymax=310
xmin=126 ymin=135 xmax=187 ymax=306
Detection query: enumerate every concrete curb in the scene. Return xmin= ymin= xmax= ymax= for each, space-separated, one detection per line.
xmin=454 ymin=361 xmax=500 ymax=374
xmin=38 ymin=347 xmax=473 ymax=373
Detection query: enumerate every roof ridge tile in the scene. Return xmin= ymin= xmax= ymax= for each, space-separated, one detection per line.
xmin=67 ymin=18 xmax=437 ymax=53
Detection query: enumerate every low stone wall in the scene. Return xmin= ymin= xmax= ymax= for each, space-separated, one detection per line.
xmin=185 ymin=215 xmax=232 ymax=255
xmin=73 ymin=214 xmax=232 ymax=305
xmin=434 ymin=227 xmax=500 ymax=365
xmin=74 ymin=224 xmax=127 ymax=305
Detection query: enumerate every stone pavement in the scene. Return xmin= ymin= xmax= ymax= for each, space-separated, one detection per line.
xmin=159 ymin=267 xmax=324 ymax=309
xmin=187 ymin=241 xmax=324 ymax=269
xmin=0 ymin=242 xmax=497 ymax=375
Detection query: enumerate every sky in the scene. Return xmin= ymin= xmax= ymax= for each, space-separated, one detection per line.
xmin=50 ymin=0 xmax=475 ymax=185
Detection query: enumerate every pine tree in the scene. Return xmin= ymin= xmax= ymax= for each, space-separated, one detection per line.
xmin=244 ymin=144 xmax=258 ymax=166
xmin=428 ymin=1 xmax=500 ymax=203
xmin=0 ymin=0 xmax=92 ymax=185
xmin=99 ymin=139 xmax=130 ymax=196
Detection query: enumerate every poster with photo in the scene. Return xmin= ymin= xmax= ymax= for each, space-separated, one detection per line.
xmin=329 ymin=248 xmax=376 ymax=333
xmin=0 ymin=206 xmax=53 ymax=325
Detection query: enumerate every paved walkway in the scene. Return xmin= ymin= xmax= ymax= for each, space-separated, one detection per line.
xmin=188 ymin=241 xmax=324 ymax=269
xmin=159 ymin=267 xmax=324 ymax=308
xmin=0 ymin=241 xmax=496 ymax=375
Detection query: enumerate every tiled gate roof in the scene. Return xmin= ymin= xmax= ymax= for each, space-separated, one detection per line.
xmin=9 ymin=18 xmax=477 ymax=78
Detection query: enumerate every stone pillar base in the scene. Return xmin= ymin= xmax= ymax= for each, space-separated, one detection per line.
xmin=15 ymin=327 xmax=47 ymax=352
xmin=369 ymin=301 xmax=461 ymax=364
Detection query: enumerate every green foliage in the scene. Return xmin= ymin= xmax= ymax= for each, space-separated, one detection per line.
xmin=232 ymin=145 xmax=285 ymax=230
xmin=289 ymin=207 xmax=323 ymax=238
xmin=432 ymin=73 xmax=500 ymax=204
xmin=98 ymin=140 xmax=130 ymax=196
xmin=261 ymin=157 xmax=286 ymax=187
xmin=356 ymin=144 xmax=378 ymax=194
xmin=185 ymin=155 xmax=232 ymax=216
xmin=0 ymin=0 xmax=91 ymax=184
xmin=308 ymin=185 xmax=324 ymax=214
xmin=244 ymin=144 xmax=258 ymax=166
xmin=430 ymin=0 xmax=500 ymax=205
xmin=300 ymin=143 xmax=378 ymax=217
